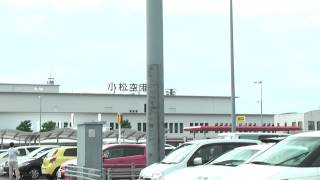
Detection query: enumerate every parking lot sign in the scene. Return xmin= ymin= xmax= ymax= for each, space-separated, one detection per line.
xmin=236 ymin=115 xmax=246 ymax=122
xmin=116 ymin=112 xmax=123 ymax=125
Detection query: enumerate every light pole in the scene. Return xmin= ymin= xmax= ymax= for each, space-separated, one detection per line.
xmin=254 ymin=81 xmax=263 ymax=126
xmin=38 ymin=96 xmax=42 ymax=145
xmin=230 ymin=0 xmax=236 ymax=132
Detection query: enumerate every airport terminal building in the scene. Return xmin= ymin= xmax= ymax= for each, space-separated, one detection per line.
xmin=275 ymin=110 xmax=320 ymax=132
xmin=0 ymin=80 xmax=274 ymax=140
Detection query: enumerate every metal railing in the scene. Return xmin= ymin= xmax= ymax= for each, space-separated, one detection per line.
xmin=65 ymin=163 xmax=145 ymax=180
xmin=106 ymin=163 xmax=145 ymax=180
xmin=66 ymin=165 xmax=105 ymax=180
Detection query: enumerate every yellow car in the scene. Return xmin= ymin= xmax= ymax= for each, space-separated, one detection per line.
xmin=41 ymin=146 xmax=77 ymax=179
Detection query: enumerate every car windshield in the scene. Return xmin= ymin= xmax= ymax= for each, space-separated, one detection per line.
xmin=209 ymin=148 xmax=260 ymax=166
xmin=45 ymin=148 xmax=57 ymax=158
xmin=0 ymin=152 xmax=8 ymax=159
xmin=161 ymin=144 xmax=196 ymax=164
xmin=26 ymin=147 xmax=48 ymax=158
xmin=34 ymin=149 xmax=53 ymax=159
xmin=251 ymin=137 xmax=320 ymax=167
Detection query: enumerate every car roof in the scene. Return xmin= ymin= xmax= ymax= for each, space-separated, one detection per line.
xmin=218 ymin=132 xmax=290 ymax=136
xmin=184 ymin=138 xmax=260 ymax=145
xmin=103 ymin=143 xmax=146 ymax=149
xmin=291 ymin=131 xmax=320 ymax=138
xmin=234 ymin=144 xmax=273 ymax=151
xmin=57 ymin=146 xmax=77 ymax=150
xmin=15 ymin=145 xmax=41 ymax=148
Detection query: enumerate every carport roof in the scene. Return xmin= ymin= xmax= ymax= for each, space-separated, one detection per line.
xmin=0 ymin=128 xmax=146 ymax=144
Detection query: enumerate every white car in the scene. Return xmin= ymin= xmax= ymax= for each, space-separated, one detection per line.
xmin=0 ymin=145 xmax=41 ymax=175
xmin=139 ymin=139 xmax=260 ymax=180
xmin=221 ymin=131 xmax=320 ymax=180
xmin=164 ymin=144 xmax=272 ymax=180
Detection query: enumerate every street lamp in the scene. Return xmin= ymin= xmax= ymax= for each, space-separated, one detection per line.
xmin=38 ymin=96 xmax=42 ymax=145
xmin=230 ymin=0 xmax=236 ymax=132
xmin=254 ymin=81 xmax=263 ymax=126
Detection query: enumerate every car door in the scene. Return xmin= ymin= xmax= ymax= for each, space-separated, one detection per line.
xmin=122 ymin=146 xmax=146 ymax=168
xmin=103 ymin=146 xmax=125 ymax=169
xmin=61 ymin=148 xmax=77 ymax=165
xmin=187 ymin=143 xmax=225 ymax=166
xmin=187 ymin=142 xmax=256 ymax=167
xmin=103 ymin=146 xmax=146 ymax=169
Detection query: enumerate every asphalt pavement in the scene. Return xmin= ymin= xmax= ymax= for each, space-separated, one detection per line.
xmin=0 ymin=176 xmax=47 ymax=179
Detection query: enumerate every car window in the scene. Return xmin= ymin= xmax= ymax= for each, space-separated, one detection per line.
xmin=64 ymin=148 xmax=77 ymax=156
xmin=46 ymin=148 xmax=57 ymax=157
xmin=32 ymin=148 xmax=52 ymax=157
xmin=311 ymin=155 xmax=320 ymax=167
xmin=27 ymin=147 xmax=39 ymax=152
xmin=123 ymin=146 xmax=144 ymax=157
xmin=161 ymin=144 xmax=196 ymax=164
xmin=210 ymin=148 xmax=260 ymax=166
xmin=104 ymin=147 xmax=123 ymax=159
xmin=251 ymin=137 xmax=320 ymax=167
xmin=188 ymin=143 xmax=256 ymax=166
xmin=188 ymin=144 xmax=223 ymax=166
xmin=18 ymin=149 xmax=26 ymax=156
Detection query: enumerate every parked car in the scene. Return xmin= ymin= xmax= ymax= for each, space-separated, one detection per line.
xmin=139 ymin=139 xmax=260 ymax=180
xmin=221 ymin=131 xmax=320 ymax=180
xmin=3 ymin=146 xmax=57 ymax=178
xmin=4 ymin=148 xmax=56 ymax=179
xmin=217 ymin=132 xmax=290 ymax=141
xmin=58 ymin=143 xmax=147 ymax=180
xmin=164 ymin=144 xmax=272 ymax=180
xmin=41 ymin=146 xmax=77 ymax=179
xmin=164 ymin=144 xmax=175 ymax=156
xmin=21 ymin=145 xmax=58 ymax=159
xmin=57 ymin=158 xmax=76 ymax=180
xmin=0 ymin=145 xmax=41 ymax=175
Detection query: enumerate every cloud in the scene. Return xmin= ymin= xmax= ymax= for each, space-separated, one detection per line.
xmin=0 ymin=0 xmax=109 ymax=11
xmin=15 ymin=15 xmax=48 ymax=33
xmin=122 ymin=0 xmax=320 ymax=17
xmin=2 ymin=0 xmax=320 ymax=16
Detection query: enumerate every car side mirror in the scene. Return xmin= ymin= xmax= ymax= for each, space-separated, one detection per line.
xmin=103 ymin=155 xmax=108 ymax=160
xmin=193 ymin=157 xmax=203 ymax=165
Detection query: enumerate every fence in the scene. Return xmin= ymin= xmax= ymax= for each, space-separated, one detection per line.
xmin=65 ymin=165 xmax=105 ymax=180
xmin=65 ymin=164 xmax=144 ymax=180
xmin=106 ymin=164 xmax=145 ymax=180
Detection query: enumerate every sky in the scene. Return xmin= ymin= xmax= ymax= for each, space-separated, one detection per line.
xmin=0 ymin=0 xmax=320 ymax=115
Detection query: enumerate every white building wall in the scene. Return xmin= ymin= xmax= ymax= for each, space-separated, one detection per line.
xmin=0 ymin=91 xmax=276 ymax=139
xmin=274 ymin=113 xmax=305 ymax=131
xmin=304 ymin=110 xmax=320 ymax=131
xmin=164 ymin=96 xmax=231 ymax=114
xmin=0 ymin=83 xmax=59 ymax=93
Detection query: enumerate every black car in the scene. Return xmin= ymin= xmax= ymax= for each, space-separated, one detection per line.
xmin=4 ymin=149 xmax=54 ymax=179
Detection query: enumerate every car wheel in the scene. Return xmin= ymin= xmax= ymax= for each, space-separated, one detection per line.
xmin=29 ymin=167 xmax=41 ymax=179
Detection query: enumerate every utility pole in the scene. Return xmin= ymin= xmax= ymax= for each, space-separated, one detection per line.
xmin=254 ymin=81 xmax=263 ymax=125
xmin=38 ymin=96 xmax=42 ymax=145
xmin=230 ymin=0 xmax=236 ymax=132
xmin=146 ymin=0 xmax=165 ymax=165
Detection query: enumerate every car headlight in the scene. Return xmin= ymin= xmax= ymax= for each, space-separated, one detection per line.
xmin=195 ymin=177 xmax=208 ymax=180
xmin=152 ymin=171 xmax=164 ymax=180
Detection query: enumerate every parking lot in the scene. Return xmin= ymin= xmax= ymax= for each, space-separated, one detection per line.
xmin=0 ymin=177 xmax=47 ymax=180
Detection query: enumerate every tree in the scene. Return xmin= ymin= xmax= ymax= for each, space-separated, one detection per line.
xmin=121 ymin=119 xmax=131 ymax=129
xmin=16 ymin=120 xmax=32 ymax=132
xmin=41 ymin=121 xmax=56 ymax=132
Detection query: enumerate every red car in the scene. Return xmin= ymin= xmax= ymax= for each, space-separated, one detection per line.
xmin=58 ymin=143 xmax=146 ymax=179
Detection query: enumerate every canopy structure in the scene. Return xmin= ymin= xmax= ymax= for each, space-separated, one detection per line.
xmin=184 ymin=125 xmax=302 ymax=132
xmin=0 ymin=128 xmax=146 ymax=148
xmin=103 ymin=128 xmax=146 ymax=142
